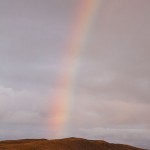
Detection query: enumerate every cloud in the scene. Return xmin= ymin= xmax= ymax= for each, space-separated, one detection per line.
xmin=0 ymin=0 xmax=150 ymax=149
xmin=80 ymin=128 xmax=150 ymax=149
xmin=0 ymin=85 xmax=51 ymax=137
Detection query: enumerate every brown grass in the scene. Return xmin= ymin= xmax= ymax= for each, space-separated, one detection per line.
xmin=0 ymin=137 xmax=146 ymax=150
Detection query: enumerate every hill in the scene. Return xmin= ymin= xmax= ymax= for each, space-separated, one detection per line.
xmin=0 ymin=137 xmax=146 ymax=150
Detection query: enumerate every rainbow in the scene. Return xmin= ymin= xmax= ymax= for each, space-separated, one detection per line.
xmin=49 ymin=0 xmax=101 ymax=138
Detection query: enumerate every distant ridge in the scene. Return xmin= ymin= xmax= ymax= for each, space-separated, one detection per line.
xmin=0 ymin=137 xmax=146 ymax=150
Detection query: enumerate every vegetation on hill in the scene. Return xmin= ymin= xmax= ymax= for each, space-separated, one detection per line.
xmin=0 ymin=137 xmax=146 ymax=150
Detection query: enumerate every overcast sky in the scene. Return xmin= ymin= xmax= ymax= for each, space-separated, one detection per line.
xmin=0 ymin=0 xmax=150 ymax=149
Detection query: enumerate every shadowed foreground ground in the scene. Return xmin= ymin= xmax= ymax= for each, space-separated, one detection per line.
xmin=0 ymin=137 xmax=146 ymax=150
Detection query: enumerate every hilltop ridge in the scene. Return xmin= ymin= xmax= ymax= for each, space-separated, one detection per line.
xmin=0 ymin=137 xmax=146 ymax=150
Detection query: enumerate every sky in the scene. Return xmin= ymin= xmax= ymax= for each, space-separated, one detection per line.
xmin=0 ymin=0 xmax=150 ymax=149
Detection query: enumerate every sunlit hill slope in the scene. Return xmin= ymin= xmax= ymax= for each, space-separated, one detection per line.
xmin=0 ymin=137 xmax=146 ymax=150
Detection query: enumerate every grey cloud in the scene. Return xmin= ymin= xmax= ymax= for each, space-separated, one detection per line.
xmin=0 ymin=0 xmax=76 ymax=90
xmin=79 ymin=128 xmax=150 ymax=149
xmin=67 ymin=0 xmax=150 ymax=148
xmin=0 ymin=0 xmax=150 ymax=149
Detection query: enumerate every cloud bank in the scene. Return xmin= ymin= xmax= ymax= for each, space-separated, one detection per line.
xmin=0 ymin=0 xmax=150 ymax=149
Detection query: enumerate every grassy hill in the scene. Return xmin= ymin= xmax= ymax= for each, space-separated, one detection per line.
xmin=0 ymin=137 xmax=146 ymax=150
